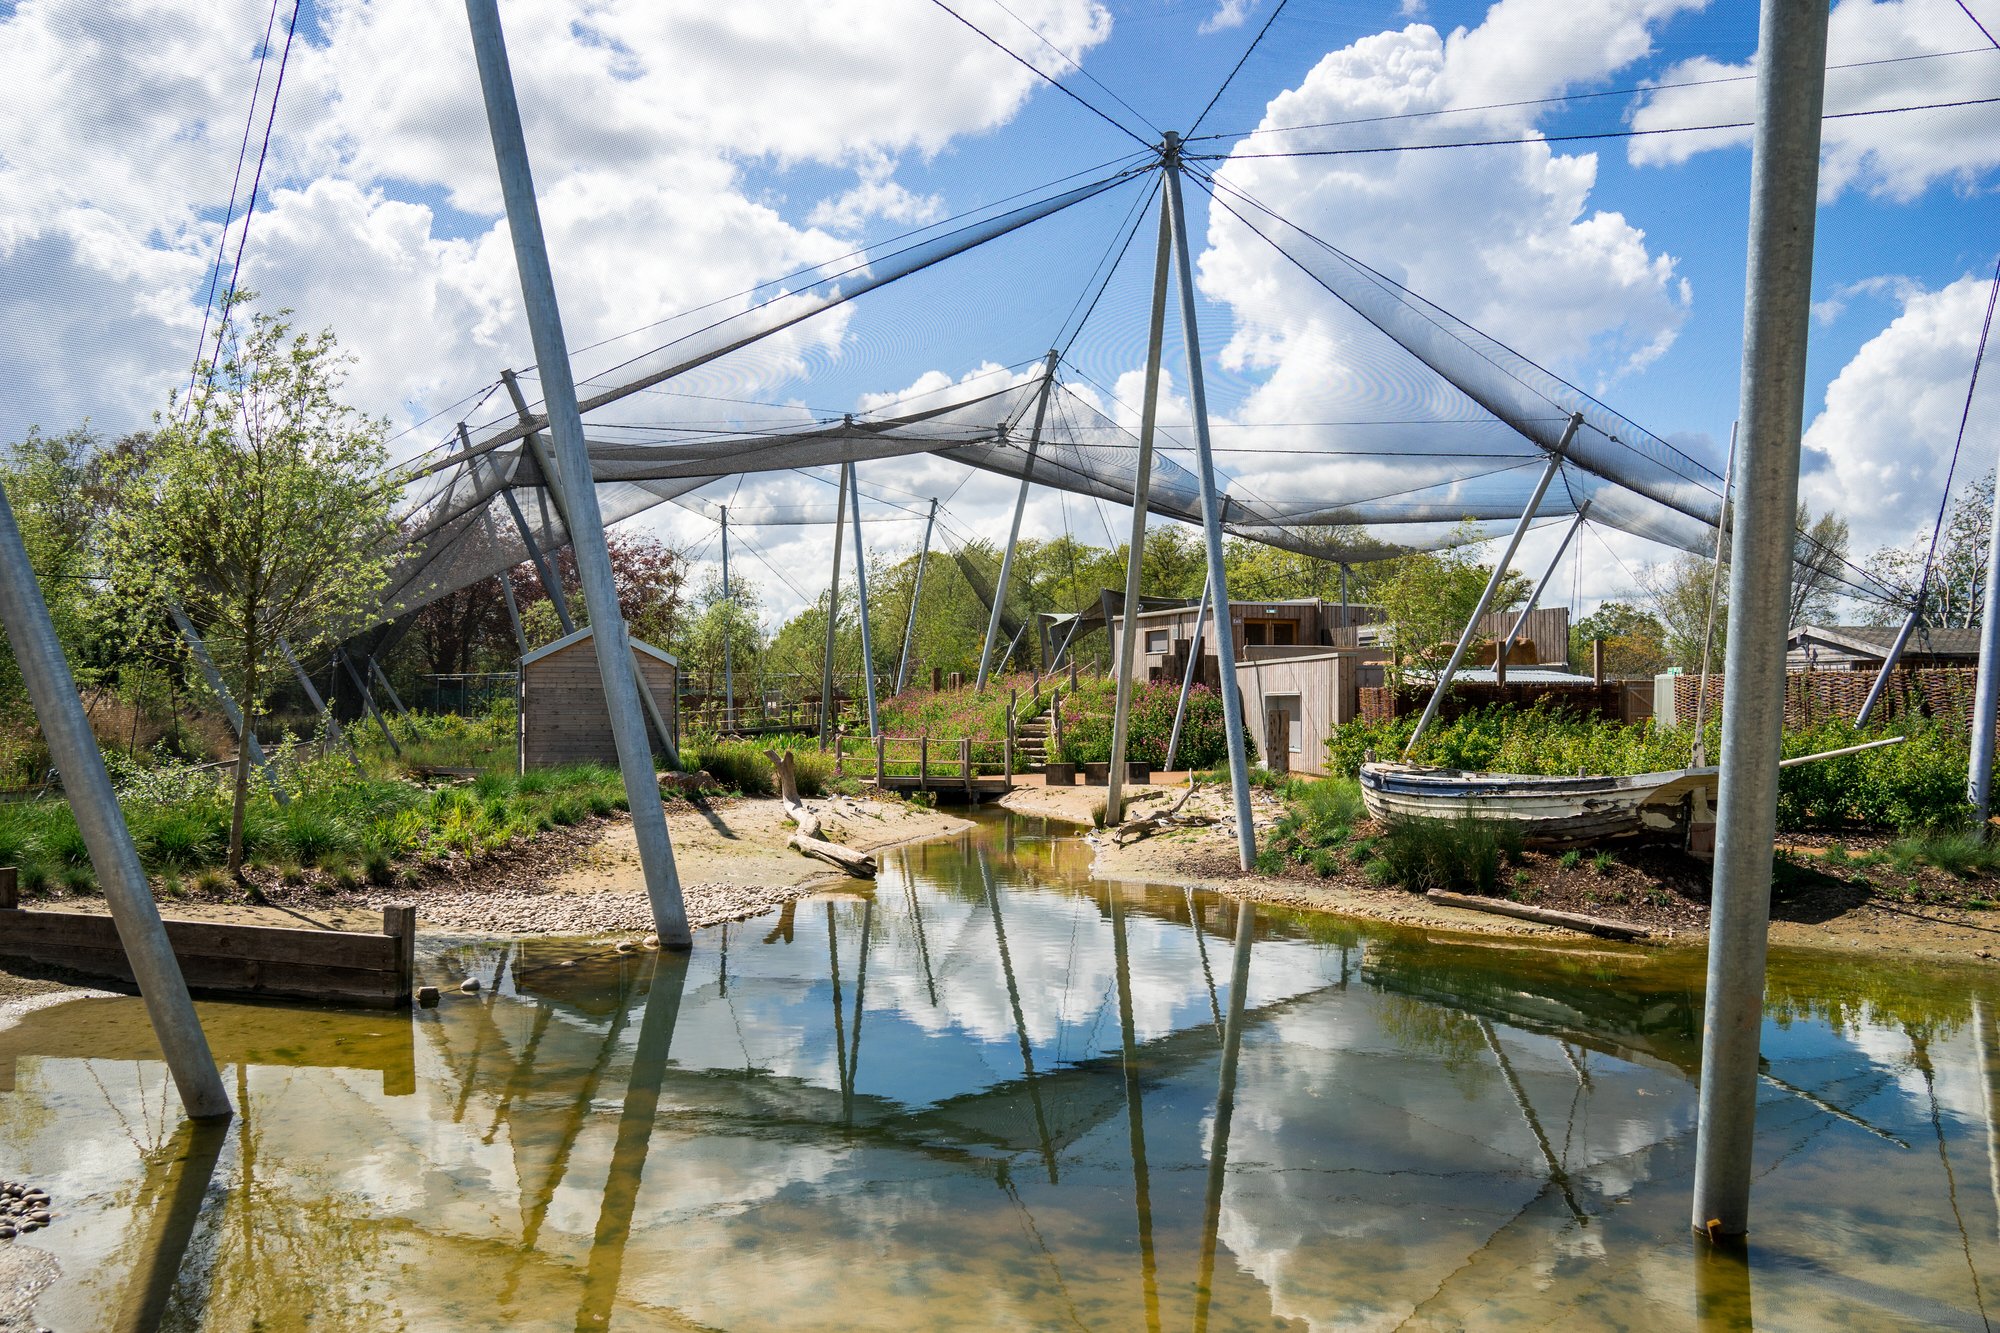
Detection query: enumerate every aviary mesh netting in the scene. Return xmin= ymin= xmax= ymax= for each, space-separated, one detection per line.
xmin=373 ymin=152 xmax=1905 ymax=626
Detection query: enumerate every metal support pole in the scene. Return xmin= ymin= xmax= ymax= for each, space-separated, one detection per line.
xmin=467 ymin=0 xmax=691 ymax=948
xmin=1972 ymin=457 xmax=2000 ymax=822
xmin=1107 ymin=203 xmax=1175 ymax=825
xmin=1166 ymin=575 xmax=1213 ymax=773
xmin=819 ymin=465 xmax=848 ymax=750
xmin=846 ymin=464 xmax=880 ymax=737
xmin=896 ymin=498 xmax=937 ymax=694
xmin=1693 ymin=425 xmax=1738 ymax=766
xmin=0 ymin=486 xmax=229 ymax=1120
xmin=368 ymin=656 xmax=408 ymax=717
xmin=462 ymin=420 xmax=565 ymax=642
xmin=720 ymin=506 xmax=734 ymax=729
xmin=1501 ymin=504 xmax=1588 ymax=663
xmin=1163 ymin=138 xmax=1256 ymax=870
xmin=1338 ymin=563 xmax=1350 ymax=626
xmin=1404 ymin=423 xmax=1576 ymax=758
xmin=498 ymin=374 xmax=577 ymax=633
xmin=337 ymin=646 xmax=401 ymax=757
xmin=167 ymin=603 xmax=288 ymax=801
xmin=978 ymin=352 xmax=1061 ymax=690
xmin=1855 ymin=600 xmax=1922 ymax=728
xmin=497 ymin=567 xmax=528 ymax=657
xmin=277 ymin=636 xmax=363 ymax=773
xmin=1691 ymin=0 xmax=1830 ymax=1240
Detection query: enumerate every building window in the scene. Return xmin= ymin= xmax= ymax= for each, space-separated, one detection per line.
xmin=1244 ymin=623 xmax=1267 ymax=646
xmin=1272 ymin=622 xmax=1296 ymax=646
xmin=1145 ymin=629 xmax=1169 ymax=654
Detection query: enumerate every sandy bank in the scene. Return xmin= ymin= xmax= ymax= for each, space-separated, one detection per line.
xmin=4 ymin=795 xmax=972 ymax=947
xmin=1010 ymin=775 xmax=2000 ymax=962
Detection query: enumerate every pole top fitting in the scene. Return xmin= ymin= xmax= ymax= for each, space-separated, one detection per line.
xmin=1161 ymin=130 xmax=1182 ymax=163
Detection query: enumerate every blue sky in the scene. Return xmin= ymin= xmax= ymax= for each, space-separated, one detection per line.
xmin=3 ymin=0 xmax=1996 ymax=621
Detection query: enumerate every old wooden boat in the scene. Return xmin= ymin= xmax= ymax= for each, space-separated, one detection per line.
xmin=1358 ymin=762 xmax=1716 ymax=846
xmin=1358 ymin=737 xmax=1903 ymax=848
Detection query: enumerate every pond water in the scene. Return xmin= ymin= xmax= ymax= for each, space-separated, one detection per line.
xmin=4 ymin=812 xmax=2000 ymax=1330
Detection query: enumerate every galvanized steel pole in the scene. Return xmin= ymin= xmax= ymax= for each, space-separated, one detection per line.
xmin=1163 ymin=136 xmax=1256 ymax=869
xmin=1107 ymin=198 xmax=1175 ymax=826
xmin=1404 ymin=425 xmax=1575 ymax=758
xmin=1970 ymin=461 xmax=2000 ymax=822
xmin=466 ymin=0 xmax=691 ymax=947
xmin=1854 ymin=601 xmax=1921 ymax=727
xmin=819 ymin=467 xmax=847 ymax=749
xmin=978 ymin=353 xmax=1060 ymax=690
xmin=1691 ymin=0 xmax=1830 ymax=1240
xmin=499 ymin=371 xmax=578 ymax=634
xmin=896 ymin=498 xmax=937 ymax=694
xmin=277 ymin=635 xmax=363 ymax=773
xmin=0 ymin=485 xmax=229 ymax=1119
xmin=1500 ymin=504 xmax=1588 ymax=663
xmin=846 ymin=464 xmax=880 ymax=737
xmin=168 ymin=603 xmax=289 ymax=800
xmin=720 ymin=505 xmax=734 ymax=728
xmin=1693 ymin=425 xmax=1738 ymax=766
xmin=1165 ymin=574 xmax=1212 ymax=774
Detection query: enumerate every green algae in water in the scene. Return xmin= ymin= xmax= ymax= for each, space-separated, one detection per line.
xmin=2 ymin=813 xmax=1999 ymax=1329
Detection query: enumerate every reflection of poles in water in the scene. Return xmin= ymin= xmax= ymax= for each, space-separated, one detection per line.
xmin=982 ymin=854 xmax=1059 ymax=1184
xmin=1188 ymin=889 xmax=1223 ymax=1035
xmin=903 ymin=854 xmax=939 ymax=1008
xmin=847 ymin=898 xmax=874 ymax=1124
xmin=576 ymin=948 xmax=693 ymax=1332
xmin=514 ymin=954 xmax=642 ymax=1255
xmin=1755 ymin=1068 xmax=1908 ymax=1147
xmin=828 ymin=902 xmax=848 ymax=1097
xmin=1475 ymin=1018 xmax=1586 ymax=1226
xmin=1693 ymin=1234 xmax=1756 ymax=1330
xmin=718 ymin=922 xmax=729 ymax=998
xmin=1193 ymin=901 xmax=1255 ymax=1333
xmin=1975 ymin=998 xmax=2000 ymax=1240
xmin=1111 ymin=893 xmax=1162 ymax=1333
xmin=1560 ymin=1042 xmax=1592 ymax=1089
xmin=1909 ymin=1023 xmax=1992 ymax=1326
xmin=113 ymin=1117 xmax=230 ymax=1333
xmin=450 ymin=944 xmax=516 ymax=1125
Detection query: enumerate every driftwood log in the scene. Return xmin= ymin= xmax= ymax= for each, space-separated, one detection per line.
xmin=1111 ymin=779 xmax=1211 ymax=845
xmin=1424 ymin=889 xmax=1650 ymax=941
xmin=766 ymin=750 xmax=877 ymax=878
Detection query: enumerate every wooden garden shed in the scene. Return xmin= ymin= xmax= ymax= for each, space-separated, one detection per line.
xmin=517 ymin=626 xmax=679 ymax=772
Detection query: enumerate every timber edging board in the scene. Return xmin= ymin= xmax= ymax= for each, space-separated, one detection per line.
xmin=0 ymin=872 xmax=417 ymax=1008
xmin=1424 ymin=888 xmax=1651 ymax=941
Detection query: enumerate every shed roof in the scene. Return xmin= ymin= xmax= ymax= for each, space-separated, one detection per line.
xmin=519 ymin=624 xmax=680 ymax=670
xmin=1788 ymin=624 xmax=1981 ymax=659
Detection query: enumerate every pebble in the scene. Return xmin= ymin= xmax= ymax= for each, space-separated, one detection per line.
xmin=416 ymin=985 xmax=441 ymax=1007
xmin=0 ymin=1180 xmax=53 ymax=1240
xmin=459 ymin=978 xmax=481 ymax=994
xmin=644 ymin=934 xmax=661 ymax=949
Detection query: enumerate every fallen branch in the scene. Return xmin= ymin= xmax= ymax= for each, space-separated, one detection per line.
xmin=766 ymin=749 xmax=877 ymax=878
xmin=1112 ymin=779 xmax=1211 ymax=845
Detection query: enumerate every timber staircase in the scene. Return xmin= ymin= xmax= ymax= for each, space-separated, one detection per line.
xmin=1013 ymin=714 xmax=1049 ymax=770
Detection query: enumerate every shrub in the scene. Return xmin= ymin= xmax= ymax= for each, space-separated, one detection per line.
xmin=280 ymin=806 xmax=356 ymax=867
xmin=60 ymin=864 xmax=96 ymax=893
xmin=136 ymin=808 xmax=222 ymax=870
xmin=1051 ymin=680 xmax=1253 ymax=770
xmin=1371 ymin=815 xmax=1523 ymax=895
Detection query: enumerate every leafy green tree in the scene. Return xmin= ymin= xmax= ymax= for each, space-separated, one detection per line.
xmin=1373 ymin=526 xmax=1530 ymax=688
xmin=678 ymin=570 xmax=762 ymax=698
xmin=1569 ymin=602 xmax=1668 ymax=676
xmin=105 ymin=301 xmax=396 ymax=872
xmin=1791 ymin=503 xmax=1850 ymax=626
xmin=0 ymin=425 xmax=115 ymax=717
xmin=1642 ymin=552 xmax=1719 ymax=671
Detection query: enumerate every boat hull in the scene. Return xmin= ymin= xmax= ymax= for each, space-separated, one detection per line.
xmin=1357 ymin=763 xmax=1718 ymax=847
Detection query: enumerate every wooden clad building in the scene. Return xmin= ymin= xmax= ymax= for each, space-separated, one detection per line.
xmin=517 ymin=626 xmax=679 ymax=772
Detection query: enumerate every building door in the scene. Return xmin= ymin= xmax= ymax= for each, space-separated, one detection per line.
xmin=1272 ymin=622 xmax=1296 ymax=646
xmin=1244 ymin=623 xmax=1268 ymax=646
xmin=1266 ymin=694 xmax=1302 ymax=772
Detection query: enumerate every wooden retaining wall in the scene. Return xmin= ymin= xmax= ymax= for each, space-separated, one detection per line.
xmin=0 ymin=873 xmax=416 ymax=1008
